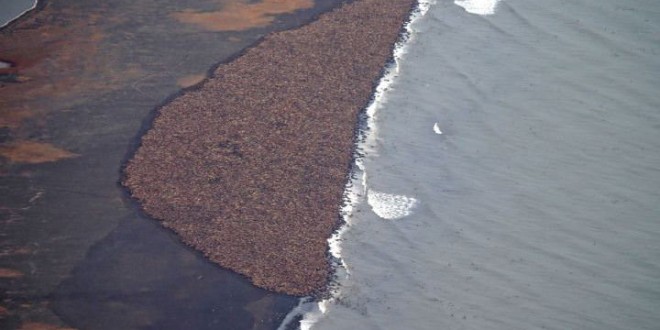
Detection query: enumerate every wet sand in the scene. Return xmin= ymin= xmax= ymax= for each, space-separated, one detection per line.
xmin=124 ymin=0 xmax=417 ymax=296
xmin=0 ymin=0 xmax=345 ymax=328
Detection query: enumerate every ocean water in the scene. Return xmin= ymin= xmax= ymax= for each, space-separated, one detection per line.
xmin=297 ymin=0 xmax=660 ymax=329
xmin=0 ymin=0 xmax=36 ymax=27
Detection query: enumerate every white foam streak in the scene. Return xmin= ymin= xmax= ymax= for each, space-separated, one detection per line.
xmin=277 ymin=1 xmax=435 ymax=329
xmin=454 ymin=0 xmax=501 ymax=15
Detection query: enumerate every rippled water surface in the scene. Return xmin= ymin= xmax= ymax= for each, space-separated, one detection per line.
xmin=0 ymin=0 xmax=36 ymax=27
xmin=310 ymin=0 xmax=660 ymax=329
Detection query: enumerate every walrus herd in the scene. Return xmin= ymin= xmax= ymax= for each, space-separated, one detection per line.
xmin=123 ymin=0 xmax=417 ymax=296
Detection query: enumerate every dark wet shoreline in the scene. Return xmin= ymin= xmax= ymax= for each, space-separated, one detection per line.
xmin=0 ymin=0 xmax=349 ymax=328
xmin=0 ymin=0 xmax=38 ymax=29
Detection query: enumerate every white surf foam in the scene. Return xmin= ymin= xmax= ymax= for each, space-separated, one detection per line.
xmin=367 ymin=190 xmax=418 ymax=220
xmin=454 ymin=0 xmax=501 ymax=15
xmin=277 ymin=1 xmax=436 ymax=329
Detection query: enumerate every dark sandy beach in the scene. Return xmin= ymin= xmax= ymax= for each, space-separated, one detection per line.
xmin=1 ymin=0 xmax=417 ymax=328
xmin=124 ymin=0 xmax=417 ymax=297
xmin=0 ymin=0 xmax=350 ymax=328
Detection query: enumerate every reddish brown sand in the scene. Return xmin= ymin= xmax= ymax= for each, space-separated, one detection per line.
xmin=124 ymin=0 xmax=417 ymax=296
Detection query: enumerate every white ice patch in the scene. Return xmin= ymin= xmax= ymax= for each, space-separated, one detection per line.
xmin=367 ymin=190 xmax=418 ymax=220
xmin=454 ymin=0 xmax=502 ymax=15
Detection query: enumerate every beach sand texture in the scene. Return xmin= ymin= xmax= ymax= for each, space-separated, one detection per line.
xmin=124 ymin=0 xmax=417 ymax=296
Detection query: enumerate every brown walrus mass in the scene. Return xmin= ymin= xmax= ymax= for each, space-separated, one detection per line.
xmin=123 ymin=0 xmax=417 ymax=296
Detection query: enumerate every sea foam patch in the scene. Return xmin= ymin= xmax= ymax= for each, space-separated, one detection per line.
xmin=454 ymin=0 xmax=501 ymax=15
xmin=367 ymin=190 xmax=418 ymax=220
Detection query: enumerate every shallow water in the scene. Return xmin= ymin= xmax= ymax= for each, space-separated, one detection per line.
xmin=310 ymin=0 xmax=660 ymax=329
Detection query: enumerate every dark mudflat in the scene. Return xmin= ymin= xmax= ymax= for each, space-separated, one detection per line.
xmin=124 ymin=0 xmax=417 ymax=296
xmin=0 ymin=0 xmax=346 ymax=328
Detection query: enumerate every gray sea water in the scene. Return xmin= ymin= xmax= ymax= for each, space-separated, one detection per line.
xmin=0 ymin=0 xmax=36 ymax=27
xmin=307 ymin=0 xmax=660 ymax=329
